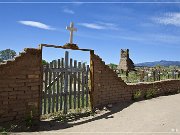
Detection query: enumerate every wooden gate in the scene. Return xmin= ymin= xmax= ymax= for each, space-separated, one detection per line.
xmin=41 ymin=51 xmax=90 ymax=115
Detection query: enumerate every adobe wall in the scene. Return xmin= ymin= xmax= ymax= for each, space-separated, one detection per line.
xmin=0 ymin=48 xmax=42 ymax=124
xmin=91 ymin=54 xmax=131 ymax=108
xmin=91 ymin=53 xmax=180 ymax=108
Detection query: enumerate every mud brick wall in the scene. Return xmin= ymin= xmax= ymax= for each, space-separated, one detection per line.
xmin=0 ymin=48 xmax=42 ymax=124
xmin=91 ymin=54 xmax=131 ymax=108
xmin=129 ymin=80 xmax=180 ymax=98
xmin=91 ymin=54 xmax=180 ymax=108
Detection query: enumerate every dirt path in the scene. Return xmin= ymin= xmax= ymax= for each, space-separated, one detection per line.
xmin=12 ymin=94 xmax=180 ymax=135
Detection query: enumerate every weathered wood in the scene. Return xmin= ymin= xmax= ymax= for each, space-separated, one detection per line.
xmin=48 ymin=62 xmax=53 ymax=113
xmin=56 ymin=59 xmax=60 ymax=112
xmin=43 ymin=64 xmax=49 ymax=114
xmin=81 ymin=63 xmax=85 ymax=108
xmin=60 ymin=58 xmax=64 ymax=110
xmin=78 ymin=62 xmax=81 ymax=108
xmin=52 ymin=60 xmax=56 ymax=113
xmin=46 ymin=73 xmax=63 ymax=90
xmin=40 ymin=44 xmax=93 ymax=52
xmin=42 ymin=51 xmax=90 ymax=115
xmin=69 ymin=58 xmax=73 ymax=109
xmin=64 ymin=51 xmax=69 ymax=114
xmin=73 ymin=60 xmax=77 ymax=109
xmin=86 ymin=65 xmax=89 ymax=107
xmin=44 ymin=67 xmax=84 ymax=73
xmin=90 ymin=50 xmax=94 ymax=111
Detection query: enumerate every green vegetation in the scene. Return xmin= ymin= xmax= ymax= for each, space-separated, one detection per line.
xmin=132 ymin=90 xmax=142 ymax=100
xmin=42 ymin=59 xmax=49 ymax=65
xmin=0 ymin=127 xmax=8 ymax=135
xmin=108 ymin=63 xmax=118 ymax=70
xmin=0 ymin=49 xmax=16 ymax=61
xmin=144 ymin=88 xmax=157 ymax=99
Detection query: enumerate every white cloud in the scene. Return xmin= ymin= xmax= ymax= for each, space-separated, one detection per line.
xmin=18 ymin=21 xmax=55 ymax=30
xmin=153 ymin=12 xmax=180 ymax=27
xmin=78 ymin=22 xmax=119 ymax=30
xmin=78 ymin=23 xmax=105 ymax=29
xmin=63 ymin=8 xmax=75 ymax=14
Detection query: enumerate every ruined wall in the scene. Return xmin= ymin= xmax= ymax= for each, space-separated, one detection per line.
xmin=0 ymin=48 xmax=42 ymax=124
xmin=91 ymin=54 xmax=131 ymax=108
xmin=118 ymin=49 xmax=135 ymax=72
xmin=91 ymin=54 xmax=180 ymax=108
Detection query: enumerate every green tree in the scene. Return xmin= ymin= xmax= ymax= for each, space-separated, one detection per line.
xmin=42 ymin=59 xmax=49 ymax=65
xmin=0 ymin=49 xmax=16 ymax=60
xmin=108 ymin=63 xmax=118 ymax=70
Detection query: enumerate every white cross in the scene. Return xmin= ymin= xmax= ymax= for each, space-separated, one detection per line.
xmin=66 ymin=22 xmax=77 ymax=44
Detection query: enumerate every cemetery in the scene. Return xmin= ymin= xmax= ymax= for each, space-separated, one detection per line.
xmin=0 ymin=22 xmax=180 ymax=133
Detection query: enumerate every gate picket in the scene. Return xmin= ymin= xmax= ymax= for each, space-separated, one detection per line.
xmin=69 ymin=58 xmax=73 ymax=109
xmin=64 ymin=51 xmax=69 ymax=114
xmin=74 ymin=60 xmax=77 ymax=109
xmin=60 ymin=58 xmax=64 ymax=110
xmin=86 ymin=65 xmax=89 ymax=107
xmin=56 ymin=59 xmax=60 ymax=112
xmin=78 ymin=62 xmax=81 ymax=108
xmin=44 ymin=64 xmax=49 ymax=114
xmin=81 ymin=63 xmax=85 ymax=108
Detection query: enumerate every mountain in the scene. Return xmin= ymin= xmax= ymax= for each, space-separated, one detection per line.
xmin=135 ymin=60 xmax=180 ymax=67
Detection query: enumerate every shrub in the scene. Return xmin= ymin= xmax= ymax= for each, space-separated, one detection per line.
xmin=144 ymin=88 xmax=157 ymax=99
xmin=132 ymin=90 xmax=142 ymax=100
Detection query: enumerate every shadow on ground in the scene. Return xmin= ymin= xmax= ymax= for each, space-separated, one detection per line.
xmin=10 ymin=101 xmax=133 ymax=132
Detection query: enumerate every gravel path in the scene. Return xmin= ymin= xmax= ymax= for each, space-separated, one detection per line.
xmin=12 ymin=94 xmax=180 ymax=135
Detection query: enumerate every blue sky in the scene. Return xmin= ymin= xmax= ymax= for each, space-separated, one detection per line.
xmin=0 ymin=0 xmax=180 ymax=64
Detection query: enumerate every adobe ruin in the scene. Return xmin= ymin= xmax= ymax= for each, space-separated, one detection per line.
xmin=118 ymin=49 xmax=135 ymax=72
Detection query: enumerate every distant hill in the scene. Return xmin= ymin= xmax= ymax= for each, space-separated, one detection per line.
xmin=135 ymin=60 xmax=180 ymax=67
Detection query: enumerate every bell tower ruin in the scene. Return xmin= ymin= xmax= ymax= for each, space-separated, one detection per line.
xmin=118 ymin=49 xmax=135 ymax=72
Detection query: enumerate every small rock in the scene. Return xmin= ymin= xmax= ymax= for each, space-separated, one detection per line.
xmin=95 ymin=109 xmax=101 ymax=114
xmin=103 ymin=107 xmax=108 ymax=111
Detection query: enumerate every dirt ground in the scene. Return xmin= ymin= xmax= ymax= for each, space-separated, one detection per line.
xmin=11 ymin=94 xmax=180 ymax=135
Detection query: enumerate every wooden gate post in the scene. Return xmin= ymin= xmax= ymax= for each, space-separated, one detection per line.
xmin=90 ymin=50 xmax=95 ymax=112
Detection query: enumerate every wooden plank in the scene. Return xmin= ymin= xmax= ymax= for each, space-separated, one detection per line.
xmin=56 ymin=59 xmax=60 ymax=112
xmin=90 ymin=50 xmax=94 ymax=111
xmin=63 ymin=51 xmax=69 ymax=114
xmin=60 ymin=58 xmax=64 ymax=110
xmin=46 ymin=73 xmax=63 ymax=90
xmin=73 ymin=60 xmax=77 ymax=109
xmin=78 ymin=62 xmax=81 ymax=108
xmin=48 ymin=62 xmax=53 ymax=113
xmin=86 ymin=65 xmax=89 ymax=107
xmin=40 ymin=44 xmax=93 ymax=52
xmin=81 ymin=63 xmax=85 ymax=108
xmin=43 ymin=64 xmax=49 ymax=114
xmin=44 ymin=67 xmax=84 ymax=73
xmin=69 ymin=58 xmax=73 ymax=109
xmin=52 ymin=60 xmax=56 ymax=113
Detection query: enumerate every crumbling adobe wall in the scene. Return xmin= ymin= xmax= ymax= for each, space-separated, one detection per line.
xmin=0 ymin=48 xmax=42 ymax=124
xmin=91 ymin=54 xmax=132 ymax=108
xmin=91 ymin=53 xmax=180 ymax=108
